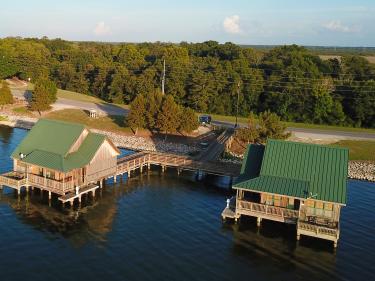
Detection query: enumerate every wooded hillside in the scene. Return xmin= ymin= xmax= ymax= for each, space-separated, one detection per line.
xmin=0 ymin=37 xmax=374 ymax=128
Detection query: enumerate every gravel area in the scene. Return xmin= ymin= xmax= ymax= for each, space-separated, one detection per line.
xmin=91 ymin=129 xmax=199 ymax=155
xmin=348 ymin=161 xmax=375 ymax=182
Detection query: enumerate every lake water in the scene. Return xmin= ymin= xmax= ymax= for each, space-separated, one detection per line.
xmin=0 ymin=126 xmax=374 ymax=281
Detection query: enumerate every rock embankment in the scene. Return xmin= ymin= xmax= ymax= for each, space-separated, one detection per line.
xmin=0 ymin=113 xmax=199 ymax=155
xmin=348 ymin=161 xmax=375 ymax=182
xmin=91 ymin=129 xmax=199 ymax=155
xmin=0 ymin=114 xmax=37 ymax=129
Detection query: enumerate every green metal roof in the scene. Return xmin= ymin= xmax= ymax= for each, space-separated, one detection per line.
xmin=233 ymin=139 xmax=349 ymax=204
xmin=236 ymin=144 xmax=264 ymax=182
xmin=235 ymin=175 xmax=310 ymax=199
xmin=12 ymin=119 xmax=108 ymax=172
xmin=12 ymin=119 xmax=85 ymax=157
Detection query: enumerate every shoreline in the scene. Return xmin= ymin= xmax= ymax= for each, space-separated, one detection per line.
xmin=1 ymin=113 xmax=374 ymax=182
xmin=0 ymin=113 xmax=200 ymax=156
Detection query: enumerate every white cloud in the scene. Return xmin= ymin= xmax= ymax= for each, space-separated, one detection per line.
xmin=93 ymin=21 xmax=111 ymax=36
xmin=223 ymin=15 xmax=242 ymax=34
xmin=323 ymin=20 xmax=356 ymax=33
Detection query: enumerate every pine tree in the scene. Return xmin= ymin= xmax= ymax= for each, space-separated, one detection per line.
xmin=30 ymin=78 xmax=57 ymax=114
xmin=235 ymin=112 xmax=259 ymax=144
xmin=178 ymin=107 xmax=199 ymax=134
xmin=258 ymin=111 xmax=290 ymax=142
xmin=156 ymin=95 xmax=180 ymax=139
xmin=144 ymin=91 xmax=163 ymax=131
xmin=127 ymin=94 xmax=146 ymax=135
xmin=0 ymin=81 xmax=14 ymax=107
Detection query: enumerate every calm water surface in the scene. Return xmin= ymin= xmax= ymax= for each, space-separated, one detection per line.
xmin=0 ymin=127 xmax=374 ymax=281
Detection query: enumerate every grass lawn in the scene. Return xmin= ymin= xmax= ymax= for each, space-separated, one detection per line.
xmin=26 ymin=83 xmax=129 ymax=109
xmin=330 ymin=140 xmax=375 ymax=161
xmin=44 ymin=109 xmax=135 ymax=134
xmin=209 ymin=113 xmax=375 ymax=134
xmin=57 ymin=89 xmax=106 ymax=104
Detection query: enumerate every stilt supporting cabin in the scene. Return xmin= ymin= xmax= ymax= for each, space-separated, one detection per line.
xmin=222 ymin=140 xmax=349 ymax=248
xmin=0 ymin=119 xmax=120 ymax=203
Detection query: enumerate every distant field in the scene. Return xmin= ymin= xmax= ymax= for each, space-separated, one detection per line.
xmin=45 ymin=109 xmax=134 ymax=134
xmin=319 ymin=55 xmax=375 ymax=63
xmin=330 ymin=140 xmax=375 ymax=162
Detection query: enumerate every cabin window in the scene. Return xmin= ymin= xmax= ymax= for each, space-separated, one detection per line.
xmin=324 ymin=203 xmax=333 ymax=211
xmin=287 ymin=198 xmax=295 ymax=209
xmin=323 ymin=203 xmax=334 ymax=218
xmin=265 ymin=194 xmax=274 ymax=205
xmin=273 ymin=195 xmax=281 ymax=207
xmin=46 ymin=171 xmax=55 ymax=179
xmin=315 ymin=201 xmax=324 ymax=216
xmin=305 ymin=200 xmax=315 ymax=208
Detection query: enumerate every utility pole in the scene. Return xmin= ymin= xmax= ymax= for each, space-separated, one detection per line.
xmin=161 ymin=59 xmax=166 ymax=95
xmin=235 ymin=81 xmax=240 ymax=128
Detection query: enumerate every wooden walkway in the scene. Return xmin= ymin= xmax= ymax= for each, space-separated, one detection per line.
xmin=115 ymin=151 xmax=241 ymax=178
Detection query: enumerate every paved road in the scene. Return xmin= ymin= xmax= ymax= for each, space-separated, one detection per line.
xmin=197 ymin=129 xmax=234 ymax=161
xmin=11 ymin=88 xmax=127 ymax=116
xmin=212 ymin=121 xmax=375 ymax=141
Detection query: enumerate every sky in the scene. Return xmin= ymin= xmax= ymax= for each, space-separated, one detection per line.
xmin=0 ymin=0 xmax=375 ymax=46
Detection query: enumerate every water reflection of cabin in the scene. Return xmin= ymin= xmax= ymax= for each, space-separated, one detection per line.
xmin=227 ymin=140 xmax=348 ymax=247
xmin=0 ymin=119 xmax=120 ymax=198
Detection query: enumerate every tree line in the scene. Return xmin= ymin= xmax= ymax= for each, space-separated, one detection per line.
xmin=0 ymin=37 xmax=374 ymax=128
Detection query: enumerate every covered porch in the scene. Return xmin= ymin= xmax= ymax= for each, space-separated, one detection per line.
xmin=296 ymin=200 xmax=341 ymax=246
xmin=2 ymin=160 xmax=83 ymax=195
xmin=235 ymin=188 xmax=300 ymax=224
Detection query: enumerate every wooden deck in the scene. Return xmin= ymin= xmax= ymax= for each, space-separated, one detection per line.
xmin=236 ymin=200 xmax=299 ymax=224
xmin=297 ymin=221 xmax=340 ymax=247
xmin=0 ymin=172 xmax=27 ymax=192
xmin=58 ymin=184 xmax=99 ymax=204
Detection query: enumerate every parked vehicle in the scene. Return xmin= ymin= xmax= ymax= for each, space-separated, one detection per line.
xmin=199 ymin=115 xmax=212 ymax=124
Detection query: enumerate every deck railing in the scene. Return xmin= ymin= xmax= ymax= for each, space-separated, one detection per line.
xmin=297 ymin=221 xmax=339 ymax=238
xmin=27 ymin=174 xmax=74 ymax=194
xmin=0 ymin=172 xmax=27 ymax=189
xmin=237 ymin=200 xmax=299 ymax=220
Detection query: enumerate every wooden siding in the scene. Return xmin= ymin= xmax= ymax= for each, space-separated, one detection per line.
xmin=85 ymin=140 xmax=118 ymax=183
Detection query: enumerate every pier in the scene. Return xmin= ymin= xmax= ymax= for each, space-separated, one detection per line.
xmin=0 ymin=151 xmax=241 ymax=205
xmin=0 ymin=119 xmax=240 ymax=206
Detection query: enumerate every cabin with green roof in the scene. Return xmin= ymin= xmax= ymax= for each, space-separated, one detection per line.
xmin=0 ymin=119 xmax=120 ymax=198
xmin=224 ymin=139 xmax=348 ymax=247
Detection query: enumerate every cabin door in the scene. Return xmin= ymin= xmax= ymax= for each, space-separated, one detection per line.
xmin=294 ymin=199 xmax=301 ymax=210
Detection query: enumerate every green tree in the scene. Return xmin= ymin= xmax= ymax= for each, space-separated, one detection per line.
xmin=235 ymin=112 xmax=259 ymax=144
xmin=0 ymin=81 xmax=13 ymax=107
xmin=127 ymin=94 xmax=146 ymax=135
xmin=258 ymin=111 xmax=290 ymax=142
xmin=30 ymin=78 xmax=57 ymax=113
xmin=156 ymin=95 xmax=180 ymax=139
xmin=178 ymin=107 xmax=199 ymax=134
xmin=145 ymin=91 xmax=163 ymax=130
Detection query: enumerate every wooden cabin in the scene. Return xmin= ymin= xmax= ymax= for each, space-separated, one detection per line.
xmin=225 ymin=139 xmax=348 ymax=247
xmin=0 ymin=119 xmax=120 ymax=197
